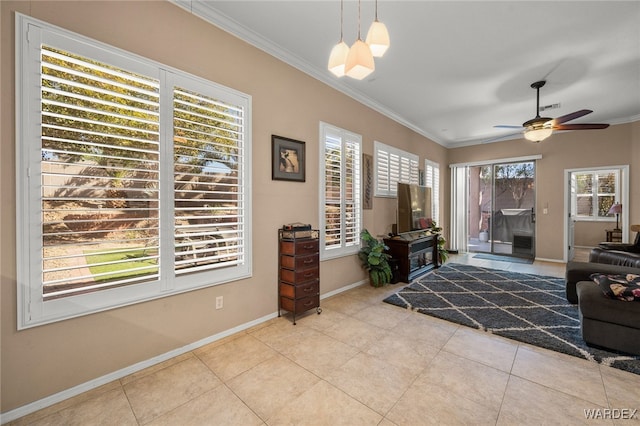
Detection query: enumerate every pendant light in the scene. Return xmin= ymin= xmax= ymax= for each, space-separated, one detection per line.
xmin=327 ymin=0 xmax=349 ymax=77
xmin=365 ymin=0 xmax=390 ymax=57
xmin=345 ymin=0 xmax=375 ymax=80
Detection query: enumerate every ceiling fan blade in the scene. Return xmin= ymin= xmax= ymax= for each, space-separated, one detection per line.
xmin=494 ymin=125 xmax=523 ymax=129
xmin=552 ymin=109 xmax=592 ymax=125
xmin=554 ymin=123 xmax=610 ymax=130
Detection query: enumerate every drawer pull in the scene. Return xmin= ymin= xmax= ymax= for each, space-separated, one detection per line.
xmin=303 ymin=272 xmax=314 ymax=278
xmin=303 ymin=286 xmax=314 ymax=292
xmin=303 ymin=300 xmax=314 ymax=307
xmin=303 ymin=244 xmax=315 ymax=249
xmin=303 ymin=259 xmax=314 ymax=264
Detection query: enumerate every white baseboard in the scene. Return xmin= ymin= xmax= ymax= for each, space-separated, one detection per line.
xmin=534 ymin=257 xmax=565 ymax=264
xmin=321 ymin=279 xmax=366 ymax=299
xmin=1 ymin=279 xmax=364 ymax=424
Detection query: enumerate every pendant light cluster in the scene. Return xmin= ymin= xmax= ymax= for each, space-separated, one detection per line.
xmin=328 ymin=0 xmax=390 ymax=80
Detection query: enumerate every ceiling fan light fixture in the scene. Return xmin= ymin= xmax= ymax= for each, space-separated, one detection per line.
xmin=524 ymin=127 xmax=553 ymax=142
xmin=328 ymin=40 xmax=350 ymax=77
xmin=345 ymin=39 xmax=375 ymax=80
xmin=365 ymin=20 xmax=390 ymax=57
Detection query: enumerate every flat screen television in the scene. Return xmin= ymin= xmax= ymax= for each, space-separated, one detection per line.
xmin=397 ymin=182 xmax=432 ymax=234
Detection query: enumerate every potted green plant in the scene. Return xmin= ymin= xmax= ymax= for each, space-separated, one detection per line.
xmin=428 ymin=221 xmax=449 ymax=264
xmin=358 ymin=229 xmax=393 ymax=287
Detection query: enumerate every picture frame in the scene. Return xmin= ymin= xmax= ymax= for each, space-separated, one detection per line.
xmin=272 ymin=135 xmax=305 ymax=182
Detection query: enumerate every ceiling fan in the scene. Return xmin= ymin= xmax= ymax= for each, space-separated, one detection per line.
xmin=492 ymin=80 xmax=609 ymax=143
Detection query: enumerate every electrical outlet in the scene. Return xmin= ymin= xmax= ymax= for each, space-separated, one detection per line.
xmin=543 ymin=208 xmax=548 ymax=215
xmin=215 ymin=296 xmax=223 ymax=310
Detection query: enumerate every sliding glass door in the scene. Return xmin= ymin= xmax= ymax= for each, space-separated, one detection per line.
xmin=468 ymin=161 xmax=536 ymax=258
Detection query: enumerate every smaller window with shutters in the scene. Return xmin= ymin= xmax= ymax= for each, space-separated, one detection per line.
xmin=572 ymin=169 xmax=620 ymax=221
xmin=373 ymin=141 xmax=419 ymax=197
xmin=16 ymin=15 xmax=251 ymax=328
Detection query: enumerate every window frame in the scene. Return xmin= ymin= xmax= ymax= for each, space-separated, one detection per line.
xmin=572 ymin=169 xmax=620 ymax=222
xmin=16 ymin=14 xmax=252 ymax=329
xmin=373 ymin=141 xmax=419 ymax=198
xmin=318 ymin=122 xmax=362 ymax=260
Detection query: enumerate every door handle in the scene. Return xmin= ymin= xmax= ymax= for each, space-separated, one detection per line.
xmin=531 ymin=207 xmax=536 ymax=223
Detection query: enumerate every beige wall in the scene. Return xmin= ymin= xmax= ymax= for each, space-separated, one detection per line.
xmin=0 ymin=0 xmax=447 ymax=413
xmin=574 ymin=222 xmax=616 ymax=247
xmin=448 ymin=122 xmax=638 ymax=260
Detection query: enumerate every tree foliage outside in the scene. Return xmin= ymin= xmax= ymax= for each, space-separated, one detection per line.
xmin=493 ymin=163 xmax=534 ymax=209
xmin=479 ymin=162 xmax=535 ymax=211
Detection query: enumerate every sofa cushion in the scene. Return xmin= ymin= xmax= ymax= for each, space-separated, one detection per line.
xmin=590 ymin=273 xmax=640 ymax=301
xmin=577 ymin=282 xmax=640 ymax=330
xmin=565 ymin=261 xmax=640 ymax=304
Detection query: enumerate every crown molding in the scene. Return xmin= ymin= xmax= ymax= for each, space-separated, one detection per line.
xmin=169 ymin=0 xmax=446 ymax=147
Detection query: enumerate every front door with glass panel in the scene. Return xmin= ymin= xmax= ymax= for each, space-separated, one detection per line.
xmin=468 ymin=161 xmax=536 ymax=258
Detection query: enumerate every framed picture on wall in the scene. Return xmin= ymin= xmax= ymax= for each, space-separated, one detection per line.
xmin=272 ymin=135 xmax=305 ymax=182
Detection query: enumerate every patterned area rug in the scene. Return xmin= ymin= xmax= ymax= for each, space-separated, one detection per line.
xmin=383 ymin=263 xmax=640 ymax=375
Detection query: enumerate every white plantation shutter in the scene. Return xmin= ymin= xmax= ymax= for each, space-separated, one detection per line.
xmin=389 ymin=152 xmax=400 ymax=193
xmin=40 ymin=45 xmax=161 ymax=300
xmin=374 ymin=141 xmax=419 ymax=197
xmin=320 ymin=123 xmax=361 ymax=259
xmin=323 ymin=133 xmax=342 ymax=250
xmin=375 ymin=146 xmax=390 ymax=194
xmin=173 ymin=87 xmax=246 ymax=275
xmin=425 ymin=160 xmax=440 ymax=224
xmin=344 ymin=135 xmax=361 ymax=247
xmin=17 ymin=16 xmax=251 ymax=328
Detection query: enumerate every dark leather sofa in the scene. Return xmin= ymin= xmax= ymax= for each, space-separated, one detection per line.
xmin=565 ymin=247 xmax=640 ymax=355
xmin=565 ymin=256 xmax=640 ymax=304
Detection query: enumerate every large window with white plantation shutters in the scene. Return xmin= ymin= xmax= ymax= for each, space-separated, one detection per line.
xmin=16 ymin=15 xmax=251 ymax=328
xmin=374 ymin=141 xmax=419 ymax=197
xmin=319 ymin=123 xmax=361 ymax=260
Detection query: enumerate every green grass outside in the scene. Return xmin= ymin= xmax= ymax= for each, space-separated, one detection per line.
xmin=84 ymin=248 xmax=158 ymax=282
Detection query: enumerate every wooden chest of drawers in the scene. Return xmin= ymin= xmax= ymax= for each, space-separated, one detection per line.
xmin=278 ymin=230 xmax=321 ymax=325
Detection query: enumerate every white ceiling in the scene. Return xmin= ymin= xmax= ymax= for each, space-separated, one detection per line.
xmin=174 ymin=1 xmax=640 ymax=148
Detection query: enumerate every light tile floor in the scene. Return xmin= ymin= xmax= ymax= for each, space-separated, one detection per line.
xmin=10 ymin=254 xmax=640 ymax=425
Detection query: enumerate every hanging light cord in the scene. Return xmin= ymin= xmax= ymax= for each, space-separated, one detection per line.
xmin=340 ymin=0 xmax=344 ymax=41
xmin=357 ymin=0 xmax=362 ymax=39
